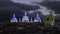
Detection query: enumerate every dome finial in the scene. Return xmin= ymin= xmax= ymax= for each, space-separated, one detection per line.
xmin=37 ymin=13 xmax=39 ymax=17
xmin=25 ymin=12 xmax=27 ymax=15
xmin=13 ymin=13 xmax=16 ymax=18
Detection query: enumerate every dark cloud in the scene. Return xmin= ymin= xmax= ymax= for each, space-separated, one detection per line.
xmin=32 ymin=1 xmax=60 ymax=14
xmin=40 ymin=1 xmax=60 ymax=14
xmin=31 ymin=1 xmax=60 ymax=22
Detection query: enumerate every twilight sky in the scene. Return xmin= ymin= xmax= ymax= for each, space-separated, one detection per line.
xmin=0 ymin=0 xmax=60 ymax=21
xmin=11 ymin=0 xmax=56 ymax=15
xmin=11 ymin=0 xmax=43 ymax=4
xmin=11 ymin=0 xmax=60 ymax=4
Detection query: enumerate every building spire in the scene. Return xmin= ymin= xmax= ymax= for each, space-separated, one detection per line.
xmin=37 ymin=13 xmax=39 ymax=17
xmin=30 ymin=17 xmax=33 ymax=22
xmin=13 ymin=13 xmax=16 ymax=18
xmin=25 ymin=12 xmax=27 ymax=16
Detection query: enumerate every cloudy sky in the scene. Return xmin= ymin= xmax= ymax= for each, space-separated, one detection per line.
xmin=11 ymin=0 xmax=56 ymax=15
xmin=11 ymin=0 xmax=43 ymax=4
xmin=11 ymin=0 xmax=60 ymax=4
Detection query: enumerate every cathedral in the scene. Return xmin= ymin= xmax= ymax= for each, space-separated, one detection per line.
xmin=10 ymin=11 xmax=55 ymax=26
xmin=10 ymin=12 xmax=42 ymax=23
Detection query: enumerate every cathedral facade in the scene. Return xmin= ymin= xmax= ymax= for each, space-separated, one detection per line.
xmin=10 ymin=12 xmax=42 ymax=23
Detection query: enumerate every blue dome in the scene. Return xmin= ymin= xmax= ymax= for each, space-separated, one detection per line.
xmin=35 ymin=16 xmax=40 ymax=20
xmin=23 ymin=15 xmax=29 ymax=19
xmin=11 ymin=18 xmax=17 ymax=20
xmin=34 ymin=13 xmax=41 ymax=20
xmin=11 ymin=13 xmax=17 ymax=20
xmin=22 ymin=12 xmax=29 ymax=19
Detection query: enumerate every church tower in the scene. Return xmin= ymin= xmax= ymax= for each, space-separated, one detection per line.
xmin=10 ymin=13 xmax=18 ymax=23
xmin=49 ymin=11 xmax=55 ymax=25
xmin=34 ymin=13 xmax=42 ymax=22
xmin=45 ymin=11 xmax=55 ymax=26
xmin=19 ymin=18 xmax=21 ymax=22
xmin=22 ymin=12 xmax=29 ymax=22
xmin=30 ymin=17 xmax=33 ymax=23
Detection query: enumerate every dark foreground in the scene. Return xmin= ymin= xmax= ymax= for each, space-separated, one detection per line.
xmin=0 ymin=22 xmax=60 ymax=34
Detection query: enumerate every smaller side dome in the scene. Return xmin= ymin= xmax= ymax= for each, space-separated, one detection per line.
xmin=34 ymin=13 xmax=42 ymax=22
xmin=10 ymin=13 xmax=18 ymax=22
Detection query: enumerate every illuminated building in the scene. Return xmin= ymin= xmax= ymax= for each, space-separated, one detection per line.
xmin=10 ymin=13 xmax=18 ymax=22
xmin=34 ymin=13 xmax=42 ymax=22
xmin=22 ymin=12 xmax=29 ymax=22
xmin=45 ymin=11 xmax=55 ymax=26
